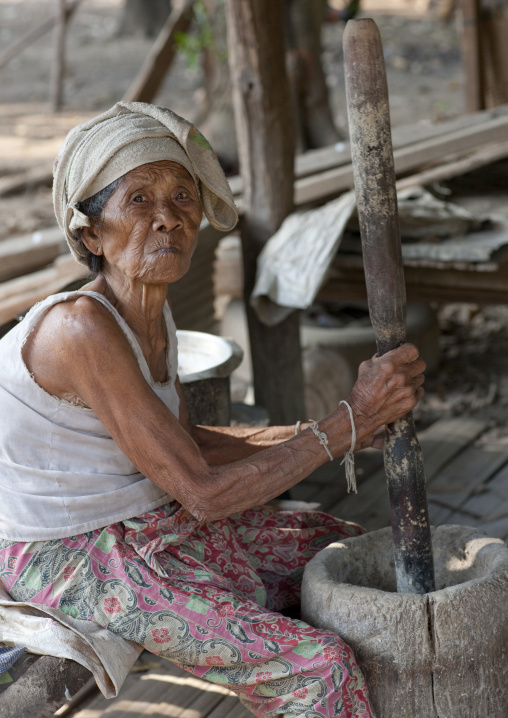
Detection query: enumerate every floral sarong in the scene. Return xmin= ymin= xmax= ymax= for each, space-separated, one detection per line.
xmin=0 ymin=502 xmax=375 ymax=718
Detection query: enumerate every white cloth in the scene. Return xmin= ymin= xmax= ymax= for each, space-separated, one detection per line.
xmin=0 ymin=290 xmax=180 ymax=541
xmin=0 ymin=581 xmax=141 ymax=697
xmin=250 ymin=192 xmax=357 ymax=326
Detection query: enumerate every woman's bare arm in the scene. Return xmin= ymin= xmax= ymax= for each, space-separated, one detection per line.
xmin=175 ymin=380 xmax=296 ymax=463
xmin=23 ymin=297 xmax=425 ymax=522
xmin=176 ymin=381 xmax=384 ymax=465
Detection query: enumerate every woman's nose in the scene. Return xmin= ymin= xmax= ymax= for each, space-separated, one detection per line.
xmin=152 ymin=201 xmax=181 ymax=233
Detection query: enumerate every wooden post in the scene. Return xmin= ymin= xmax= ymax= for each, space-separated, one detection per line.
xmin=461 ymin=0 xmax=486 ymax=112
xmin=123 ymin=0 xmax=195 ymax=104
xmin=50 ymin=0 xmax=67 ymax=112
xmin=225 ymin=0 xmax=305 ymax=425
xmin=344 ymin=19 xmax=435 ymax=594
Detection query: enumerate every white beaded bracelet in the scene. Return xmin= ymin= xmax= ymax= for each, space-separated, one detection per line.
xmin=339 ymin=400 xmax=357 ymax=494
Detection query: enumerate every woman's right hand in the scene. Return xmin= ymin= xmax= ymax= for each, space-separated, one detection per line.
xmin=345 ymin=343 xmax=426 ymax=447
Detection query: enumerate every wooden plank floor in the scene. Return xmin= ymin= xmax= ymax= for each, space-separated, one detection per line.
xmin=65 ymin=414 xmax=508 ymax=718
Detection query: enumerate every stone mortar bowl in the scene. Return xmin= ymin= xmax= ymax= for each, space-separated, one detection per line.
xmin=301 ymin=525 xmax=508 ymax=718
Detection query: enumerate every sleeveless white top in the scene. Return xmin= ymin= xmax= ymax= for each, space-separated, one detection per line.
xmin=0 ymin=291 xmax=179 ymax=541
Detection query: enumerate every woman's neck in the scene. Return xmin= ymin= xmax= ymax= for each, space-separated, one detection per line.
xmin=84 ymin=272 xmax=169 ymax=375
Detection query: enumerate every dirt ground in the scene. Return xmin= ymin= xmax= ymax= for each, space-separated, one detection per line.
xmin=1 ymin=0 xmax=507 ymax=426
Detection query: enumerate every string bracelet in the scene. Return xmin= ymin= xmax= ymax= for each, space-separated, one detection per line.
xmin=339 ymin=400 xmax=357 ymax=494
xmin=295 ymin=419 xmax=334 ymax=461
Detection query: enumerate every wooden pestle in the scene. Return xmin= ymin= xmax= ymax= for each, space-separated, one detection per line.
xmin=343 ymin=18 xmax=435 ymax=593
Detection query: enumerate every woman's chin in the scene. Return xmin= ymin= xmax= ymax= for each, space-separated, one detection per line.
xmin=141 ymin=260 xmax=191 ymax=285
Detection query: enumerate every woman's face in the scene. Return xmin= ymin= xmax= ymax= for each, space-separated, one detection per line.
xmin=87 ymin=160 xmax=203 ymax=285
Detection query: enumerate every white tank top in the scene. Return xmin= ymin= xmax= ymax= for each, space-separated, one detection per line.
xmin=0 ymin=291 xmax=179 ymax=541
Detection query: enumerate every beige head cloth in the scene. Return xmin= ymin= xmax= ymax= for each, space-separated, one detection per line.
xmin=53 ymin=101 xmax=239 ymax=264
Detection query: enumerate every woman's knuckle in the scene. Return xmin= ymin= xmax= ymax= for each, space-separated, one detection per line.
xmin=380 ymin=360 xmax=395 ymax=376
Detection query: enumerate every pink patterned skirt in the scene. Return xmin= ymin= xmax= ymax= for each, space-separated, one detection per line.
xmin=0 ymin=502 xmax=375 ymax=717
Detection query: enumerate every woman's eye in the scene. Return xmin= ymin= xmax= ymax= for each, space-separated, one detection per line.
xmin=176 ymin=191 xmax=189 ymax=200
xmin=133 ymin=195 xmax=145 ymax=203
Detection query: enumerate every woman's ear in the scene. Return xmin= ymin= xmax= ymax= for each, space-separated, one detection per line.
xmin=81 ymin=223 xmax=103 ymax=257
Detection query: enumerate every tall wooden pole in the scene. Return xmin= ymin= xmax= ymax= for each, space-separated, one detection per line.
xmin=51 ymin=0 xmax=67 ymax=112
xmin=344 ymin=19 xmax=435 ymax=594
xmin=225 ymin=0 xmax=305 ymax=425
xmin=461 ymin=0 xmax=486 ymax=112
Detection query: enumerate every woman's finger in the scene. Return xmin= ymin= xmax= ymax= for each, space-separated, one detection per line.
xmin=371 ymin=342 xmax=420 ymax=365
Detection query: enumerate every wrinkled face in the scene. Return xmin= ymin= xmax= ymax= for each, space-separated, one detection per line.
xmin=90 ymin=160 xmax=203 ymax=284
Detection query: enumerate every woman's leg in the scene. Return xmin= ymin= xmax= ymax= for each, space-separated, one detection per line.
xmin=227 ymin=506 xmax=365 ymax=612
xmin=0 ymin=509 xmax=373 ymax=718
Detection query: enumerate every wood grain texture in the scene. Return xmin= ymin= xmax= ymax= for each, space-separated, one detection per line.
xmin=225 ymin=0 xmax=305 ymax=424
xmin=295 ymin=112 xmax=508 ymax=205
xmin=460 ymin=0 xmax=485 ymax=112
xmin=343 ymin=18 xmax=434 ymax=593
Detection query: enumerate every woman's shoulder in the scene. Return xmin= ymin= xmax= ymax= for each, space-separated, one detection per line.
xmin=34 ymin=291 xmax=122 ymax=344
xmin=21 ymin=290 xmax=140 ymax=404
xmin=23 ymin=291 xmax=127 ymax=378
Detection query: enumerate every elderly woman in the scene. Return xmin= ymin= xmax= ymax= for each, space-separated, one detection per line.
xmin=0 ymin=103 xmax=424 ymax=718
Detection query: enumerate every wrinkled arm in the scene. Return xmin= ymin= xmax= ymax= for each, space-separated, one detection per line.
xmin=175 ymin=379 xmax=296 ymax=463
xmin=23 ymin=297 xmax=425 ymax=522
xmin=176 ymin=379 xmax=386 ymax=463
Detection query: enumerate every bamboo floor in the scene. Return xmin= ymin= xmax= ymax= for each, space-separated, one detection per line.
xmin=65 ymin=413 xmax=508 ymax=718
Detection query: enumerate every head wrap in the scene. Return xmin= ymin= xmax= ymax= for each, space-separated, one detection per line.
xmin=53 ymin=101 xmax=239 ymax=264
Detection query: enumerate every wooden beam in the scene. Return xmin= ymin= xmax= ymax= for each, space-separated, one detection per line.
xmin=226 ymin=104 xmax=508 ymax=200
xmin=295 ymin=113 xmax=508 ymax=204
xmin=0 ymin=227 xmax=67 ymax=282
xmin=0 ymin=163 xmax=54 ymax=198
xmin=226 ymin=0 xmax=305 ymax=425
xmin=294 ymin=103 xmax=508 ymax=180
xmin=319 ymin=254 xmax=508 ymax=306
xmin=395 ymin=137 xmax=508 ymax=191
xmin=228 ymin=108 xmax=508 ymax=206
xmin=0 ymin=255 xmax=87 ymax=325
xmin=123 ymin=0 xmax=195 ymax=104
